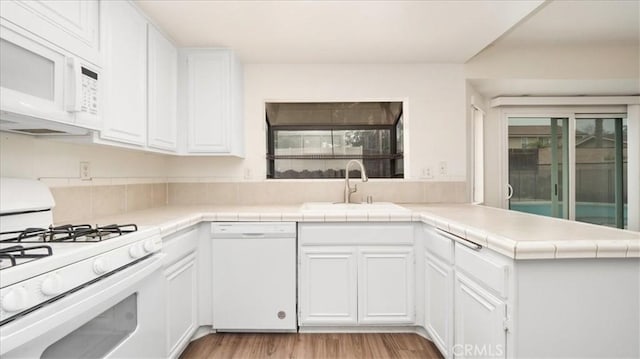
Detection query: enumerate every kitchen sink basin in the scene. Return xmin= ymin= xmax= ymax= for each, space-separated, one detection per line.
xmin=301 ymin=202 xmax=410 ymax=213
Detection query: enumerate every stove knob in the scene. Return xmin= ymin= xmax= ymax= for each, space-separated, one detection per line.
xmin=2 ymin=286 xmax=29 ymax=313
xmin=143 ymin=239 xmax=156 ymax=253
xmin=93 ymin=258 xmax=110 ymax=275
xmin=129 ymin=244 xmax=144 ymax=259
xmin=41 ymin=273 xmax=63 ymax=296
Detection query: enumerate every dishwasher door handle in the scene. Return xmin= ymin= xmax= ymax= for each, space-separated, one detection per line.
xmin=241 ymin=233 xmax=267 ymax=238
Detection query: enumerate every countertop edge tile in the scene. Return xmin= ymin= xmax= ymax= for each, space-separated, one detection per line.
xmin=259 ymin=213 xmax=283 ymax=221
xmin=486 ymin=235 xmax=517 ymax=258
xmin=346 ymin=212 xmax=368 ymax=222
xmin=554 ymin=241 xmax=598 ymax=259
xmin=367 ymin=213 xmax=391 ymax=222
xmin=281 ymin=212 xmax=303 ymax=222
xmin=324 ymin=212 xmax=347 ymax=222
xmin=464 ymin=228 xmax=489 ymax=247
xmin=302 ymin=213 xmax=325 ymax=222
xmin=626 ymin=241 xmax=640 ymax=257
xmin=237 ymin=212 xmax=261 ymax=221
xmin=447 ymin=222 xmax=466 ymax=239
xmin=515 ymin=241 xmax=556 ymax=260
xmin=216 ymin=213 xmax=239 ymax=221
xmin=596 ymin=241 xmax=629 ymax=258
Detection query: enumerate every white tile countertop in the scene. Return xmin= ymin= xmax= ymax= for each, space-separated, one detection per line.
xmin=80 ymin=203 xmax=640 ymax=260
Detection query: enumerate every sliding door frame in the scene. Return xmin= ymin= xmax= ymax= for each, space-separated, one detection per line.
xmin=499 ymin=106 xmax=627 ymax=224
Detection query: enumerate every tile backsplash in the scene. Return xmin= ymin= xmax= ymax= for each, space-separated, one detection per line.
xmin=51 ymin=183 xmax=167 ymax=223
xmin=50 ymin=181 xmax=467 ymax=222
xmin=167 ymin=181 xmax=468 ymax=206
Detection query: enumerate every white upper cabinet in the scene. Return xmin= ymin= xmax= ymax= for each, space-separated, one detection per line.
xmin=179 ymin=49 xmax=244 ymax=156
xmin=100 ymin=0 xmax=147 ymax=146
xmin=0 ymin=0 xmax=100 ymax=65
xmin=147 ymin=24 xmax=177 ymax=152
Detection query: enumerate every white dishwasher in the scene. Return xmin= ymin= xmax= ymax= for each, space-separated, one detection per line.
xmin=211 ymin=222 xmax=297 ymax=331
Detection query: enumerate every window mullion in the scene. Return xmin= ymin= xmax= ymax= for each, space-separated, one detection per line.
xmin=615 ymin=119 xmax=624 ymax=228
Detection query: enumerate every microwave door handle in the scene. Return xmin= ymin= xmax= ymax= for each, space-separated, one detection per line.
xmin=65 ymin=57 xmax=82 ymax=112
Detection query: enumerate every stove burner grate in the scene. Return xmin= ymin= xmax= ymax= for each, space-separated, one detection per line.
xmin=0 ymin=224 xmax=138 ymax=243
xmin=0 ymin=245 xmax=53 ymax=268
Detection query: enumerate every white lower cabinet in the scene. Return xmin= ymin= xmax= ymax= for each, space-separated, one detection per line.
xmin=422 ymin=225 xmax=509 ymax=359
xmin=299 ymin=246 xmax=358 ymax=325
xmin=298 ymin=223 xmax=415 ymax=327
xmin=162 ymin=227 xmax=199 ymax=359
xmin=424 ymin=252 xmax=453 ymax=358
xmin=454 ymin=272 xmax=507 ymax=359
xmin=358 ymin=247 xmax=415 ymax=324
xmin=165 ymin=254 xmax=197 ymax=358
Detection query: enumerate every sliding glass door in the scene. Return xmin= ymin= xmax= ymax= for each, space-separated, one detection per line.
xmin=508 ymin=118 xmax=569 ymax=219
xmin=575 ymin=117 xmax=627 ymax=228
xmin=507 ymin=115 xmax=628 ymax=229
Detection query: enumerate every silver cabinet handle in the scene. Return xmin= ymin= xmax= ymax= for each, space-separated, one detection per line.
xmin=435 ymin=228 xmax=482 ymax=251
xmin=506 ymin=184 xmax=513 ymax=200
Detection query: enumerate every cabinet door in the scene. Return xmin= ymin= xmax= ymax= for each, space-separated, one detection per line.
xmin=299 ymin=246 xmax=358 ymax=325
xmin=164 ymin=253 xmax=197 ymax=359
xmin=454 ymin=272 xmax=507 ymax=359
xmin=147 ymin=24 xmax=177 ymax=151
xmin=100 ymin=0 xmax=147 ymax=146
xmin=358 ymin=247 xmax=415 ymax=324
xmin=425 ymin=252 xmax=453 ymax=358
xmin=185 ymin=51 xmax=231 ymax=153
xmin=0 ymin=0 xmax=99 ymax=64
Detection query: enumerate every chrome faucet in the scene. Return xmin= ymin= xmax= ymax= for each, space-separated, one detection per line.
xmin=344 ymin=160 xmax=368 ymax=203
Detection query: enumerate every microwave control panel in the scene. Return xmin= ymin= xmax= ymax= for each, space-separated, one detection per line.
xmin=81 ymin=67 xmax=98 ymax=115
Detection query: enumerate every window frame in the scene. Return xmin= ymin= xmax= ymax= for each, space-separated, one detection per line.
xmin=265 ymin=106 xmax=404 ymax=179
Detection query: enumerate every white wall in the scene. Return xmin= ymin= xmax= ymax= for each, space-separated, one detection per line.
xmin=166 ymin=63 xmax=468 ymax=182
xmin=0 ymin=132 xmax=169 ymax=186
xmin=465 ymin=82 xmax=488 ymax=203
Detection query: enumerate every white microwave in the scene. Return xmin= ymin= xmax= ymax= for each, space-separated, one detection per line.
xmin=0 ymin=23 xmax=100 ymax=135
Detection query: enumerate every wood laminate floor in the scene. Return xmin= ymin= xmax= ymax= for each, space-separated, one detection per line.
xmin=179 ymin=333 xmax=443 ymax=359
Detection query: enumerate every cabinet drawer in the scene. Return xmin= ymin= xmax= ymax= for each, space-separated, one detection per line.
xmin=299 ymin=223 xmax=413 ymax=246
xmin=454 ymin=243 xmax=509 ymax=297
xmin=163 ymin=227 xmax=198 ymax=267
xmin=424 ymin=226 xmax=454 ymax=263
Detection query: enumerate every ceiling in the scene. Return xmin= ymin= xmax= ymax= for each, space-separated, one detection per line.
xmin=467 ymin=0 xmax=640 ymax=98
xmin=495 ymin=0 xmax=640 ymax=46
xmin=135 ymin=0 xmax=544 ymax=64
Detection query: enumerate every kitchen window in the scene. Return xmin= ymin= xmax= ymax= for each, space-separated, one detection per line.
xmin=266 ymin=102 xmax=404 ymax=179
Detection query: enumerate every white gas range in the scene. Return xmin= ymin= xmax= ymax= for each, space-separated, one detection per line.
xmin=0 ymin=178 xmax=165 ymax=358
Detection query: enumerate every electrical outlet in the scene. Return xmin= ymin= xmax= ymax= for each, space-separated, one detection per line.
xmin=439 ymin=161 xmax=448 ymax=176
xmin=422 ymin=167 xmax=434 ymax=179
xmin=79 ymin=161 xmax=91 ymax=181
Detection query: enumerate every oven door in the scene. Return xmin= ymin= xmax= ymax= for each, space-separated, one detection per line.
xmin=0 ymin=254 xmax=166 ymax=359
